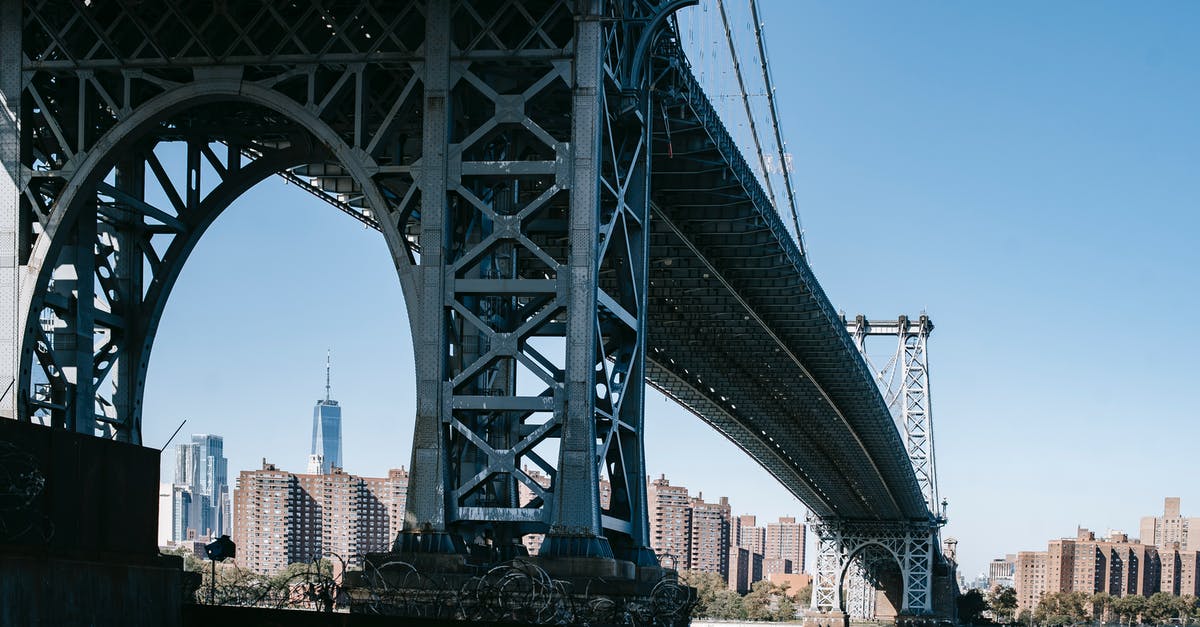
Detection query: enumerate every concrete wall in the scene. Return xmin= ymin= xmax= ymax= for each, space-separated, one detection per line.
xmin=0 ymin=419 xmax=184 ymax=626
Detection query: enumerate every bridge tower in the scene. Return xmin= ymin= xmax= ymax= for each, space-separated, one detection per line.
xmin=2 ymin=0 xmax=695 ymax=622
xmin=806 ymin=315 xmax=948 ymax=623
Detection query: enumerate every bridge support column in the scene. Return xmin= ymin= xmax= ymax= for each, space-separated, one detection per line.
xmin=397 ymin=0 xmax=664 ymax=573
xmin=809 ymin=520 xmax=938 ymax=621
xmin=0 ymin=0 xmax=19 ymax=420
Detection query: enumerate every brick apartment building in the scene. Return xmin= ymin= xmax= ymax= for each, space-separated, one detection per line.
xmin=1014 ymin=499 xmax=1200 ymax=614
xmin=648 ymin=475 xmax=694 ymax=568
xmin=1015 ymin=528 xmax=1182 ymax=614
xmin=232 ymin=460 xmax=407 ymax=575
xmin=689 ymin=494 xmax=731 ymax=575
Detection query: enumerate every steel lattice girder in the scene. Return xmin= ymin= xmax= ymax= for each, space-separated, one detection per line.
xmin=846 ymin=315 xmax=940 ymax=514
xmin=810 ymin=520 xmax=937 ymax=615
xmin=644 ymin=51 xmax=929 ymax=522
xmin=7 ymin=0 xmax=668 ymax=560
xmin=3 ymin=0 xmax=934 ymax=564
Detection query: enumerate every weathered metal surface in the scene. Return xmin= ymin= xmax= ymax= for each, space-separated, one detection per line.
xmin=3 ymin=0 xmax=946 ymax=618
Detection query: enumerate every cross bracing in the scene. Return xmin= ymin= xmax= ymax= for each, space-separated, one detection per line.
xmin=3 ymin=2 xmax=941 ymax=611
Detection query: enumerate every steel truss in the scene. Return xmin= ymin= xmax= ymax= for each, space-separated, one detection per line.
xmin=845 ymin=314 xmax=940 ymax=514
xmin=844 ymin=544 xmax=888 ymax=620
xmin=811 ymin=519 xmax=936 ymax=616
xmin=804 ymin=313 xmax=943 ymax=619
xmin=2 ymin=0 xmax=690 ymax=564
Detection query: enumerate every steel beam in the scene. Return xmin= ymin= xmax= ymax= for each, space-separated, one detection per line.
xmin=810 ymin=519 xmax=936 ymax=616
xmin=845 ymin=314 xmax=940 ymax=515
xmin=0 ymin=0 xmax=19 ymax=419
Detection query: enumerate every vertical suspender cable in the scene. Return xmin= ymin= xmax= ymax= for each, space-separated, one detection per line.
xmin=715 ymin=0 xmax=778 ymax=211
xmin=749 ymin=0 xmax=804 ymax=253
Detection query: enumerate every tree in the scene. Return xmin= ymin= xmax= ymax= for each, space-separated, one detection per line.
xmin=795 ymin=583 xmax=813 ymax=608
xmin=709 ymin=590 xmax=748 ymax=620
xmin=1178 ymin=595 xmax=1199 ymax=626
xmin=681 ymin=570 xmax=746 ymax=620
xmin=1143 ymin=592 xmax=1184 ymax=626
xmin=988 ymin=586 xmax=1018 ymax=624
xmin=741 ymin=580 xmax=797 ymax=622
xmin=743 ymin=580 xmax=776 ymax=621
xmin=160 ymin=546 xmax=205 ymax=572
xmin=1091 ymin=592 xmax=1114 ymax=625
xmin=776 ymin=594 xmax=796 ymax=622
xmin=1111 ymin=595 xmax=1147 ymax=626
xmin=958 ymin=589 xmax=992 ymax=625
xmin=1034 ymin=591 xmax=1090 ymax=626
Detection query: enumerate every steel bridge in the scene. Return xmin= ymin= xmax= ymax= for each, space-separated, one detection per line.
xmin=0 ymin=0 xmax=950 ymax=623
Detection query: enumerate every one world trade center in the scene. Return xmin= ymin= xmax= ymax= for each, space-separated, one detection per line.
xmin=308 ymin=351 xmax=342 ymax=474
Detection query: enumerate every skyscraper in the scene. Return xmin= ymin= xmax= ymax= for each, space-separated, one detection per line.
xmin=171 ymin=433 xmax=231 ymax=542
xmin=309 ymin=352 xmax=342 ymax=474
xmin=1140 ymin=497 xmax=1200 ymax=552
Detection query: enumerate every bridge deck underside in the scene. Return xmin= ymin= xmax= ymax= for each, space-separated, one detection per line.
xmin=12 ymin=0 xmax=929 ymax=526
xmin=643 ymin=61 xmax=927 ymax=522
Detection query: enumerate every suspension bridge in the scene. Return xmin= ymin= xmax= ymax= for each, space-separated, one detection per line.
xmin=0 ymin=1 xmax=955 ymax=624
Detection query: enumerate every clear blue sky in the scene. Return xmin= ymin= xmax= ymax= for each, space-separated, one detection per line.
xmin=143 ymin=1 xmax=1200 ymax=580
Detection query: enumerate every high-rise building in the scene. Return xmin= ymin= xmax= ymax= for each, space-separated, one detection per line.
xmin=765 ymin=516 xmax=806 ymax=574
xmin=733 ymin=514 xmax=765 ymax=556
xmin=1014 ymin=528 xmax=1168 ymax=614
xmin=1140 ymin=498 xmax=1200 ymax=552
xmin=689 ymin=494 xmax=731 ymax=576
xmin=1015 ymin=550 xmax=1047 ymax=613
xmin=648 ymin=475 xmax=692 ymax=568
xmin=233 ymin=460 xmax=408 ymax=575
xmin=988 ymin=554 xmax=1016 ymax=590
xmin=729 ymin=514 xmax=767 ymax=591
xmin=171 ymin=433 xmax=231 ymax=542
xmin=763 ymin=557 xmax=793 ymax=579
xmin=730 ymin=546 xmax=765 ymax=594
xmin=309 ymin=353 xmax=342 ymax=475
xmin=157 ymin=482 xmax=173 ymax=546
xmin=1159 ymin=543 xmax=1200 ymax=597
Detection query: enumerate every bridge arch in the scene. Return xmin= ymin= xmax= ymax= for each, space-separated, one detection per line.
xmin=18 ymin=80 xmax=419 ymax=442
xmin=839 ymin=541 xmax=905 ymax=619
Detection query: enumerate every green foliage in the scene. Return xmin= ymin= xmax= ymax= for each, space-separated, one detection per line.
xmin=679 ymin=570 xmax=798 ymax=621
xmin=1142 ymin=592 xmax=1186 ymax=626
xmin=795 ymin=583 xmax=813 ymax=608
xmin=988 ymin=586 xmax=1019 ymax=624
xmin=958 ymin=589 xmax=992 ymax=625
xmin=743 ymin=579 xmax=797 ymax=621
xmin=160 ymin=545 xmax=205 ymax=572
xmin=1111 ymin=594 xmax=1147 ymax=625
xmin=1180 ymin=595 xmax=1200 ymax=625
xmin=1090 ymin=592 xmax=1114 ymax=624
xmin=681 ymin=569 xmax=746 ymax=620
xmin=1033 ymin=591 xmax=1090 ymax=626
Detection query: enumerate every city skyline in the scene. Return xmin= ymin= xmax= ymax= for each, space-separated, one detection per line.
xmin=136 ymin=0 xmax=1200 ymax=582
xmin=169 ymin=434 xmax=231 ymax=543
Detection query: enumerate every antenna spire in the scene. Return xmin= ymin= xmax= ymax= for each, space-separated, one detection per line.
xmin=325 ymin=349 xmax=331 ymax=402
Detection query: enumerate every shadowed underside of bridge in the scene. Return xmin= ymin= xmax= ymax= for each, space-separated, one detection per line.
xmin=1 ymin=0 xmax=947 ymax=622
xmin=642 ymin=58 xmax=926 ymax=523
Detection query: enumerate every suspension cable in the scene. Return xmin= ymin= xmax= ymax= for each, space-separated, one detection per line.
xmin=749 ymin=0 xmax=804 ymax=252
xmin=715 ymin=0 xmax=778 ymax=211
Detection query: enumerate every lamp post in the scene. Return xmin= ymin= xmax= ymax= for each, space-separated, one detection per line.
xmin=204 ymin=535 xmax=236 ymax=605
